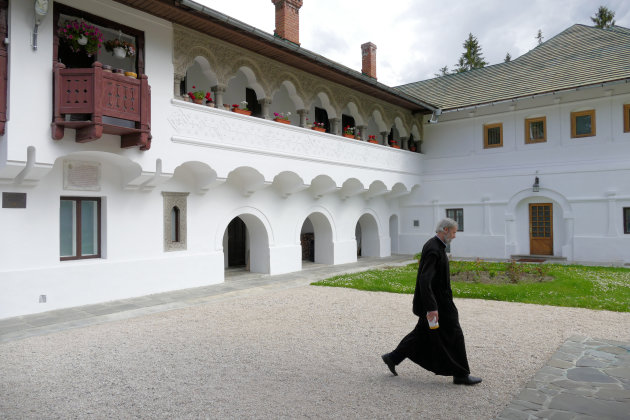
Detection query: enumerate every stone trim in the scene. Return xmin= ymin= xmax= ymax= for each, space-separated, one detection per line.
xmin=162 ymin=192 xmax=189 ymax=252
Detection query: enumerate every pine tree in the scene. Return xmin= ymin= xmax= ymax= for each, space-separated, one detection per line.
xmin=591 ymin=6 xmax=615 ymax=29
xmin=504 ymin=52 xmax=511 ymax=63
xmin=454 ymin=33 xmax=487 ymax=73
xmin=435 ymin=66 xmax=450 ymax=77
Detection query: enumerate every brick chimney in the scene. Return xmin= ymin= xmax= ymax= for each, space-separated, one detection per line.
xmin=271 ymin=0 xmax=303 ymax=45
xmin=361 ymin=42 xmax=377 ymax=79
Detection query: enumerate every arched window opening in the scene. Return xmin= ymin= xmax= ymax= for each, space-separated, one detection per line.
xmin=246 ymin=88 xmax=262 ymax=117
xmin=314 ymin=107 xmax=330 ymax=132
xmin=170 ymin=206 xmax=180 ymax=242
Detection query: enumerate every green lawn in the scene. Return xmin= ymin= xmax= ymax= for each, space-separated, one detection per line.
xmin=311 ymin=261 xmax=630 ymax=312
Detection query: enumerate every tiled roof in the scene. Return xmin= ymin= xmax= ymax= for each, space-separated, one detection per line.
xmin=395 ymin=24 xmax=630 ymax=111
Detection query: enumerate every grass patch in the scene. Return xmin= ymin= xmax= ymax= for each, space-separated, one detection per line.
xmin=311 ymin=261 xmax=630 ymax=312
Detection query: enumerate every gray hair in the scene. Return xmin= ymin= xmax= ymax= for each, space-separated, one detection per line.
xmin=435 ymin=217 xmax=458 ymax=233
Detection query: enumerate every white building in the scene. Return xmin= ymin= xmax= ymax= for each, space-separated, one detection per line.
xmin=0 ymin=1 xmax=628 ymax=319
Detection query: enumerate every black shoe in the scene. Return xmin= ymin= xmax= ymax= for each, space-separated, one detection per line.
xmin=381 ymin=353 xmax=398 ymax=376
xmin=453 ymin=375 xmax=482 ymax=385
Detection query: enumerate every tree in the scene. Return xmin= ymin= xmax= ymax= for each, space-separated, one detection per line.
xmin=591 ymin=6 xmax=615 ymax=28
xmin=536 ymin=29 xmax=543 ymax=45
xmin=435 ymin=65 xmax=450 ymax=77
xmin=454 ymin=33 xmax=487 ymax=73
xmin=504 ymin=52 xmax=511 ymax=63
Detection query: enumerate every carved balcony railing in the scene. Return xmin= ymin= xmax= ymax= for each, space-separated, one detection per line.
xmin=52 ymin=62 xmax=151 ymax=150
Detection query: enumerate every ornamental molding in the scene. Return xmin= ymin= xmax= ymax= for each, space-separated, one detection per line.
xmin=167 ymin=102 xmax=421 ymax=176
xmin=173 ymin=24 xmax=420 ymax=135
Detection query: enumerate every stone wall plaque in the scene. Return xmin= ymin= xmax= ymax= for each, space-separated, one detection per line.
xmin=2 ymin=192 xmax=27 ymax=208
xmin=63 ymin=160 xmax=101 ymax=191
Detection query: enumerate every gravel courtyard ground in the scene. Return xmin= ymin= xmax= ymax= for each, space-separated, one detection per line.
xmin=1 ymin=285 xmax=629 ymax=419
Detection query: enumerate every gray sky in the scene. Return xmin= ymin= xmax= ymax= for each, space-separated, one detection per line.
xmin=196 ymin=0 xmax=630 ymax=87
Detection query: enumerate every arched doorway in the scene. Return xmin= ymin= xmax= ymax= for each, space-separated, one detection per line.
xmin=356 ymin=213 xmax=380 ymax=258
xmin=222 ymin=212 xmax=271 ymax=274
xmin=300 ymin=212 xmax=334 ymax=265
xmin=226 ymin=216 xmax=247 ymax=268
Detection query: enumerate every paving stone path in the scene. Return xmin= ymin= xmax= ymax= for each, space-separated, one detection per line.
xmin=497 ymin=335 xmax=630 ymax=420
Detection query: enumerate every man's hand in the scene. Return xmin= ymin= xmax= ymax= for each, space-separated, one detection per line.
xmin=426 ymin=310 xmax=439 ymax=323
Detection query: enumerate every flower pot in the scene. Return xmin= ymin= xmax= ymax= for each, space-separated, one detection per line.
xmin=233 ymin=108 xmax=252 ymax=116
xmin=113 ymin=47 xmax=126 ymax=59
xmin=77 ymin=35 xmax=88 ymax=46
xmin=124 ymin=71 xmax=137 ymax=79
xmin=368 ymin=140 xmax=378 ymax=144
xmin=311 ymin=127 xmax=326 ymax=132
xmin=392 ymin=145 xmax=401 ymax=149
xmin=274 ymin=118 xmax=290 ymax=124
xmin=206 ymin=102 xmax=215 ymax=108
xmin=343 ymin=133 xmax=355 ymax=139
xmin=192 ymin=98 xmax=203 ymax=105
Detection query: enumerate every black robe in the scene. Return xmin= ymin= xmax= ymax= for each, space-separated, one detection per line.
xmin=390 ymin=236 xmax=470 ymax=377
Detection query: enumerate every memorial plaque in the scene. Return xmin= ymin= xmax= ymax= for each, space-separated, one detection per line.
xmin=2 ymin=192 xmax=27 ymax=208
xmin=63 ymin=160 xmax=101 ymax=191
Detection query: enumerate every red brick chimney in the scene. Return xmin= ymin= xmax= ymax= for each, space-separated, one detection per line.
xmin=361 ymin=42 xmax=377 ymax=79
xmin=271 ymin=0 xmax=303 ymax=45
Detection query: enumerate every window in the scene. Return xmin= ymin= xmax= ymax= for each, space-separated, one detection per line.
xmin=54 ymin=3 xmax=145 ymax=74
xmin=60 ymin=197 xmax=101 ymax=260
xmin=525 ymin=117 xmax=547 ymax=143
xmin=445 ymin=208 xmax=464 ymax=231
xmin=624 ymin=104 xmax=630 ymax=133
xmin=162 ymin=192 xmax=189 ymax=251
xmin=170 ymin=206 xmax=180 ymax=242
xmin=571 ymin=110 xmax=596 ymax=138
xmin=624 ymin=208 xmax=630 ymax=234
xmin=484 ymin=123 xmax=503 ymax=148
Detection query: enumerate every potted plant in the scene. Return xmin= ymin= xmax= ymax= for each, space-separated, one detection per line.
xmin=57 ymin=19 xmax=103 ymax=58
xmin=273 ymin=111 xmax=291 ymax=124
xmin=390 ymin=139 xmax=401 ymax=149
xmin=187 ymin=86 xmax=212 ymax=105
xmin=312 ymin=121 xmax=326 ymax=132
xmin=104 ymin=39 xmax=136 ymax=59
xmin=232 ymin=101 xmax=252 ymax=116
xmin=343 ymin=125 xmax=355 ymax=139
xmin=367 ymin=135 xmax=378 ymax=144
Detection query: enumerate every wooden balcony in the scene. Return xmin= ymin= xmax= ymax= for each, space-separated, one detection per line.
xmin=52 ymin=62 xmax=151 ymax=150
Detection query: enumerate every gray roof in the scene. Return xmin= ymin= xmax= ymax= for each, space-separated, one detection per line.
xmin=395 ymin=24 xmax=630 ymax=111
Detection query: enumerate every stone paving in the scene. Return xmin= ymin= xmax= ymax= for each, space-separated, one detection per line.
xmin=497 ymin=335 xmax=630 ymax=420
xmin=1 ymin=256 xmax=629 ymax=419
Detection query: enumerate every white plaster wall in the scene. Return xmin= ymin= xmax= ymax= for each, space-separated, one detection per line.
xmin=399 ymin=88 xmax=630 ymax=264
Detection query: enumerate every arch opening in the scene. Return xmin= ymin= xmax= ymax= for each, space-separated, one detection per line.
xmin=356 ymin=213 xmax=380 ymax=258
xmin=300 ymin=212 xmax=334 ymax=265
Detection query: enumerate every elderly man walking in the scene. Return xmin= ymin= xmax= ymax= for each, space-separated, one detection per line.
xmin=382 ymin=218 xmax=482 ymax=385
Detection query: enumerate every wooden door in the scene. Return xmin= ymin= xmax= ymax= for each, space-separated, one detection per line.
xmin=529 ymin=203 xmax=553 ymax=255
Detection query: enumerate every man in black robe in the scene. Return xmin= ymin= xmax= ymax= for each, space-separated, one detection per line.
xmin=381 ymin=218 xmax=482 ymax=385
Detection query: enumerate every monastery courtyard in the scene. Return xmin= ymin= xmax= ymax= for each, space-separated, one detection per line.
xmin=1 ymin=256 xmax=628 ymax=419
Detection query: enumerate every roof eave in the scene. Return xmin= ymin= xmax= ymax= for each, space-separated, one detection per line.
xmin=111 ymin=0 xmax=437 ymax=113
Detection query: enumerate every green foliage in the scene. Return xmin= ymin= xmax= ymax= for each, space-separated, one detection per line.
xmin=454 ymin=33 xmax=487 ymax=73
xmin=312 ymin=261 xmax=630 ymax=312
xmin=591 ymin=6 xmax=616 ymax=29
xmin=435 ymin=66 xmax=450 ymax=77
